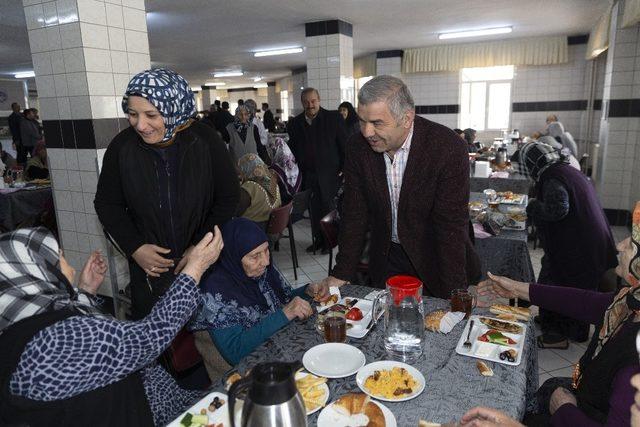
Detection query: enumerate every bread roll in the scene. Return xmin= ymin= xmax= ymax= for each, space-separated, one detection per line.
xmin=476 ymin=361 xmax=494 ymax=377
xmin=424 ymin=310 xmax=447 ymax=332
xmin=364 ymin=401 xmax=385 ymax=427
xmin=333 ymin=393 xmax=370 ymax=416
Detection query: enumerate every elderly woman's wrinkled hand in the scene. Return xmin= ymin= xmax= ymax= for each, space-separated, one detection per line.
xmin=306 ymin=281 xmax=330 ymax=302
xmin=181 ymin=226 xmax=224 ymax=283
xmin=78 ymin=251 xmax=108 ymax=295
xmin=459 ymin=406 xmax=524 ymax=426
xmin=283 ymin=297 xmax=313 ymax=321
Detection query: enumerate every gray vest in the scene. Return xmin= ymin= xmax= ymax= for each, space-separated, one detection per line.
xmin=227 ymin=122 xmax=258 ymax=163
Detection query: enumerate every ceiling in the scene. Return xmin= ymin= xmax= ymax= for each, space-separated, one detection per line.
xmin=0 ymin=0 xmax=610 ymax=89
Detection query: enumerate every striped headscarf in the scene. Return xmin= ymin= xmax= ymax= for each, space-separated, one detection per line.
xmin=511 ymin=142 xmax=567 ymax=182
xmin=122 ymin=68 xmax=196 ymax=142
xmin=0 ymin=227 xmax=104 ymax=334
xmin=593 ymin=202 xmax=640 ymax=358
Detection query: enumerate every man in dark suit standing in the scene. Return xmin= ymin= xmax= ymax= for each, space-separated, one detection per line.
xmin=287 ymin=88 xmax=347 ymax=253
xmin=262 ymin=103 xmax=275 ymax=132
xmin=8 ymin=102 xmax=22 ymax=156
xmin=214 ymin=101 xmax=235 ymax=142
xmin=321 ymin=75 xmax=480 ymax=298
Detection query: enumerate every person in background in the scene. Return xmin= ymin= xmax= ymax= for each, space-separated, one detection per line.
xmin=321 ymin=75 xmax=480 ymax=297
xmin=538 ymin=135 xmax=581 ymax=171
xmin=453 ymin=128 xmax=465 ymax=138
xmin=338 ymin=101 xmax=360 ymax=138
xmin=8 ymin=102 xmax=22 ymax=156
xmin=24 ymin=140 xmax=48 ymax=181
xmin=94 ymin=68 xmax=239 ymax=319
xmin=236 ymin=153 xmax=281 ymax=229
xmin=262 ymin=102 xmax=276 ymax=132
xmin=463 ymin=128 xmax=478 ymax=153
xmin=215 ymin=101 xmax=235 ymax=141
xmin=287 ymin=88 xmax=347 ymax=253
xmin=191 ymin=218 xmax=329 ymax=367
xmin=19 ymin=108 xmax=40 ymax=162
xmin=244 ymin=99 xmax=269 ymax=153
xmin=237 ymin=99 xmax=244 ymax=106
xmin=548 ymin=121 xmax=578 ymax=158
xmin=201 ymin=103 xmax=218 ymax=129
xmin=225 ymin=105 xmax=263 ymax=163
xmin=0 ymin=227 xmax=223 ymax=427
xmin=267 ymin=136 xmax=301 ymax=205
xmin=511 ymin=142 xmax=617 ymax=348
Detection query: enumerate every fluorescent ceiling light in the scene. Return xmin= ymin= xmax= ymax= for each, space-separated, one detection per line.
xmin=254 ymin=83 xmax=268 ymax=88
xmin=190 ymin=86 xmax=201 ymax=92
xmin=213 ymin=71 xmax=243 ymax=78
xmin=253 ymin=76 xmax=263 ymax=82
xmin=204 ymin=82 xmax=225 ymax=86
xmin=438 ymin=26 xmax=512 ymax=40
xmin=14 ymin=71 xmax=35 ymax=78
xmin=254 ymin=47 xmax=303 ymax=57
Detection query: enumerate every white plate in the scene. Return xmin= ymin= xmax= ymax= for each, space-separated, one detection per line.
xmin=295 ymin=371 xmax=330 ymax=415
xmin=303 ymin=343 xmax=366 ymax=378
xmin=355 ymin=361 xmax=426 ymax=402
xmin=317 ymin=399 xmax=397 ymax=427
xmin=454 ymin=315 xmax=527 ymax=366
xmin=167 ymin=391 xmax=239 ymax=427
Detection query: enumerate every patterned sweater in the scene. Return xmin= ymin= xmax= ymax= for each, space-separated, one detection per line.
xmin=10 ymin=273 xmax=204 ymax=426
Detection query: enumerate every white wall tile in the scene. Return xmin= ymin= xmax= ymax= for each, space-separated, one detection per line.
xmin=80 ymin=22 xmax=109 ymax=49
xmin=71 ymin=190 xmax=85 ymax=212
xmin=42 ymin=1 xmax=59 ymax=26
xmin=77 ymin=232 xmax=92 ymax=252
xmin=124 ymin=29 xmax=149 ymax=54
xmin=60 ymin=230 xmax=79 ymax=251
xmin=53 ymin=189 xmax=73 ymax=211
xmin=127 ymin=52 xmax=150 ymax=74
xmin=112 ymin=72 xmax=130 ymax=95
xmin=62 ymin=47 xmax=85 ymax=73
xmin=75 ymin=212 xmax=88 ymax=233
xmin=65 ymin=149 xmax=79 ymax=169
xmin=89 ymin=95 xmax=118 ymax=118
xmin=28 ymin=28 xmax=48 ymax=53
xmin=86 ymin=213 xmax=103 ymax=235
xmin=77 ymin=0 xmax=107 ymax=25
xmin=122 ymin=7 xmax=146 ymax=32
xmin=48 ymin=148 xmax=66 ymax=170
xmin=105 ymin=3 xmax=123 ymax=27
xmin=83 ymin=191 xmax=96 ymax=214
xmin=32 ymin=52 xmax=52 ymax=76
xmin=53 ymin=73 xmax=69 ymax=96
xmin=57 ymin=96 xmax=72 ymax=119
xmin=68 ymin=170 xmax=83 ymax=191
xmin=121 ymin=0 xmax=145 ymax=10
xmin=67 ymin=72 xmax=89 ymax=96
xmin=59 ymin=210 xmax=76 ymax=231
xmin=69 ymin=95 xmax=93 ymax=119
xmin=79 ymin=171 xmax=98 ymax=193
xmin=82 ymin=47 xmax=112 ymax=72
xmin=104 ymin=0 xmax=122 ymax=4
xmin=51 ymin=169 xmax=69 ymax=190
xmin=107 ymin=26 xmax=126 ymax=51
xmin=77 ymin=149 xmax=97 ymax=172
xmin=56 ymin=0 xmax=79 ymax=24
xmin=50 ymin=50 xmax=66 ymax=73
xmin=24 ymin=4 xmax=45 ymax=30
xmin=59 ymin=22 xmax=82 ymax=49
xmin=38 ymin=97 xmax=59 ymax=120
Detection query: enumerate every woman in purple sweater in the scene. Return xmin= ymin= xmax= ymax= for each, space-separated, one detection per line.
xmin=474 ymin=202 xmax=640 ymax=426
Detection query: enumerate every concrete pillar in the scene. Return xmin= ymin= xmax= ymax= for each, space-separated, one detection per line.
xmin=376 ymin=50 xmax=403 ymax=76
xmin=596 ymin=0 xmax=640 ymax=220
xmin=305 ymin=19 xmax=354 ymax=109
xmin=23 ymin=0 xmax=151 ymax=298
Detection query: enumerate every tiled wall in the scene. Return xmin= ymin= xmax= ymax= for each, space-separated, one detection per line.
xmin=277 ymin=72 xmax=307 ymax=117
xmin=306 ymin=33 xmax=354 ymax=108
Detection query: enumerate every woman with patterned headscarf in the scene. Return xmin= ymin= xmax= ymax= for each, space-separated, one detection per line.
xmin=267 ymin=136 xmax=301 ymax=204
xmin=476 ymin=202 xmax=640 ymax=426
xmin=225 ymin=105 xmax=265 ymax=164
xmin=95 ymin=68 xmax=239 ymax=318
xmin=236 ymin=153 xmax=281 ymax=228
xmin=0 ymin=227 xmax=224 ymax=426
xmin=511 ymin=142 xmax=617 ymax=348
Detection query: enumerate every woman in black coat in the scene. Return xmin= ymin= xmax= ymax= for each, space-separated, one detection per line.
xmin=94 ymin=68 xmax=239 ymax=318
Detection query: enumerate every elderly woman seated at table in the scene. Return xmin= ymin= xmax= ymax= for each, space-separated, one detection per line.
xmin=0 ymin=227 xmax=223 ymax=426
xmin=236 ymin=153 xmax=281 ymax=228
xmin=477 ymin=203 xmax=640 ymax=426
xmin=191 ymin=218 xmax=329 ymax=367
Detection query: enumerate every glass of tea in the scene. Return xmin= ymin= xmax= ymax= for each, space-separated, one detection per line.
xmin=323 ymin=311 xmax=347 ymax=343
xmin=450 ymin=289 xmax=476 ymax=319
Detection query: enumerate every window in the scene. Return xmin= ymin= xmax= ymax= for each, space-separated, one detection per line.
xmin=354 ymin=76 xmax=373 ymax=107
xmin=280 ymin=90 xmax=289 ymax=119
xmin=459 ymin=65 xmax=514 ymax=131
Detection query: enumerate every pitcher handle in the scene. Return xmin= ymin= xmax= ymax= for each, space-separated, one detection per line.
xmin=228 ymin=376 xmax=252 ymax=427
xmin=372 ymin=290 xmax=388 ymax=325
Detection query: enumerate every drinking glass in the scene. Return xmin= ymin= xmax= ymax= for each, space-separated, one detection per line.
xmin=323 ymin=311 xmax=346 ymax=343
xmin=450 ymin=289 xmax=476 ymax=319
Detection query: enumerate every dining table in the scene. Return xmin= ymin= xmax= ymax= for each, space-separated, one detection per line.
xmin=470 ymin=192 xmax=535 ymax=284
xmin=211 ymin=284 xmax=539 ymax=426
xmin=470 ymin=172 xmax=531 ymax=194
xmin=0 ymin=185 xmax=52 ymax=231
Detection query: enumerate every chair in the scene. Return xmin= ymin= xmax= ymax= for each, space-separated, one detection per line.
xmin=266 ymin=202 xmax=299 ymax=280
xmin=319 ymin=210 xmax=340 ymax=271
xmin=291 ymin=189 xmax=318 ymax=254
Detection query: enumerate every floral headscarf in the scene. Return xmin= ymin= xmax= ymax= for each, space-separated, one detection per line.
xmin=122 ymin=68 xmax=196 ymax=143
xmin=233 ymin=105 xmax=251 ymax=139
xmin=267 ymin=137 xmax=301 ymax=198
xmin=238 ymin=153 xmax=279 ymax=206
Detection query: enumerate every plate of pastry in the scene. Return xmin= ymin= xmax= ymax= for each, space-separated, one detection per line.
xmin=317 ymin=393 xmax=395 ymax=427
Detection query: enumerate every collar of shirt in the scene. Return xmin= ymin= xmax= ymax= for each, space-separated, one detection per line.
xmin=385 ymin=124 xmax=414 ymax=162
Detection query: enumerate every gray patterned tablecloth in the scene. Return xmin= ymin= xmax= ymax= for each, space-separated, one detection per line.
xmin=470 ymin=174 xmax=531 ymax=194
xmin=213 ymin=285 xmax=538 ymax=426
xmin=470 ymin=192 xmax=535 ymax=283
xmin=0 ymin=186 xmax=52 ymax=230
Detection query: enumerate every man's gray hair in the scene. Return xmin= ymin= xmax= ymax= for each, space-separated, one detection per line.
xmin=358 ymin=75 xmax=414 ymax=121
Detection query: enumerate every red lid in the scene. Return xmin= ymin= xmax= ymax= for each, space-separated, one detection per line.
xmin=386 ymin=275 xmax=422 ymax=290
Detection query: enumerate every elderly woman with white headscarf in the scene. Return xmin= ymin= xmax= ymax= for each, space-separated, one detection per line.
xmin=0 ymin=227 xmax=223 ymax=426
xmin=548 ymin=121 xmax=578 ymax=158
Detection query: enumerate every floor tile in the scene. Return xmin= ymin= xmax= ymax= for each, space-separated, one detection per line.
xmin=538 ymin=348 xmax=574 ymax=372
xmin=546 ymin=366 xmax=574 ymax=378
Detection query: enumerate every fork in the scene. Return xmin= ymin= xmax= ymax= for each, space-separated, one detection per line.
xmin=463 ymin=320 xmax=475 ymax=348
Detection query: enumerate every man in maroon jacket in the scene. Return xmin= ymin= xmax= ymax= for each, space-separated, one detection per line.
xmin=322 ymin=75 xmax=480 ymax=298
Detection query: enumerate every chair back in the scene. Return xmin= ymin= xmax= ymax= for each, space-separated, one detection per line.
xmin=319 ymin=210 xmax=340 ymax=249
xmin=267 ymin=202 xmax=293 ymax=235
xmin=163 ymin=328 xmax=203 ymax=374
xmin=291 ymin=190 xmax=310 ymax=216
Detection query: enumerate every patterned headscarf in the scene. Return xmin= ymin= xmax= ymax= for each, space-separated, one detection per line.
xmin=0 ymin=227 xmax=104 ymax=334
xmin=244 ymin=99 xmax=258 ymax=121
xmin=267 ymin=137 xmax=301 ymax=198
xmin=592 ymin=202 xmax=640 ymax=358
xmin=511 ymin=142 xmax=567 ymax=182
xmin=238 ymin=153 xmax=279 ymax=206
xmin=233 ymin=105 xmax=251 ymax=138
xmin=122 ymin=68 xmax=196 ymax=143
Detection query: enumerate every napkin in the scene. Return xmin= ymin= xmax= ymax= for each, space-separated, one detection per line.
xmin=439 ymin=311 xmax=465 ymax=334
xmin=473 ymin=222 xmax=492 ymax=239
xmin=329 ymin=286 xmax=341 ymax=300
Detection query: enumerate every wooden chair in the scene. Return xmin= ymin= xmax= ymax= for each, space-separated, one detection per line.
xmin=267 ymin=202 xmax=299 ymax=280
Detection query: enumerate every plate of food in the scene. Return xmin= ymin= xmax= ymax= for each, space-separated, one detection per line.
xmin=455 ymin=314 xmax=528 ymax=366
xmin=295 ymin=371 xmax=330 ymax=415
xmin=317 ymin=393 xmax=396 ymax=427
xmin=316 ymin=297 xmax=381 ymax=339
xmin=167 ymin=391 xmax=237 ymax=427
xmin=303 ymin=343 xmax=366 ymax=378
xmin=496 ymin=191 xmax=527 ymax=205
xmin=355 ymin=361 xmax=425 ymax=402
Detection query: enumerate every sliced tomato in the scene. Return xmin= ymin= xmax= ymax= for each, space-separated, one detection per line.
xmin=346 ymin=307 xmax=363 ymax=321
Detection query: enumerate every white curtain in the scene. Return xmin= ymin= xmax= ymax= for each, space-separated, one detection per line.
xmin=586 ymin=4 xmax=613 ymax=60
xmin=354 ymin=54 xmax=377 ymax=79
xmin=402 ymin=36 xmax=568 ymax=74
xmin=622 ymin=0 xmax=640 ymax=27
